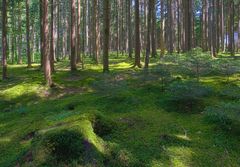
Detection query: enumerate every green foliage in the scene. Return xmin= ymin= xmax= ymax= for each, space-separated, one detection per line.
xmin=218 ymin=84 xmax=240 ymax=100
xmin=1 ymin=56 xmax=240 ymax=167
xmin=167 ymin=81 xmax=212 ymax=112
xmin=204 ymin=102 xmax=240 ymax=130
xmin=150 ymin=64 xmax=172 ymax=91
xmin=180 ymin=48 xmax=212 ymax=80
xmin=213 ymin=59 xmax=240 ymax=82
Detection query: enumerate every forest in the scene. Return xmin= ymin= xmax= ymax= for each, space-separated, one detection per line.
xmin=0 ymin=0 xmax=240 ymax=166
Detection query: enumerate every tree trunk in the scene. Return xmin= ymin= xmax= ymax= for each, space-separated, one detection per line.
xmin=134 ymin=0 xmax=141 ymax=68
xmin=128 ymin=0 xmax=132 ymax=58
xmin=26 ymin=0 xmax=32 ymax=67
xmin=2 ymin=0 xmax=7 ymax=80
xmin=145 ymin=0 xmax=152 ymax=69
xmin=76 ymin=0 xmax=81 ymax=63
xmin=71 ymin=0 xmax=77 ymax=71
xmin=151 ymin=0 xmax=157 ymax=57
xmin=18 ymin=2 xmax=23 ymax=64
xmin=50 ymin=0 xmax=55 ymax=71
xmin=42 ymin=0 xmax=53 ymax=86
xmin=93 ymin=0 xmax=100 ymax=64
xmin=103 ymin=0 xmax=110 ymax=72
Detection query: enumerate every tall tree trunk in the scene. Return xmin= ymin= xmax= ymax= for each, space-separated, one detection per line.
xmin=93 ymin=0 xmax=100 ymax=64
xmin=210 ymin=0 xmax=217 ymax=57
xmin=42 ymin=0 xmax=53 ymax=86
xmin=229 ymin=0 xmax=235 ymax=56
xmin=18 ymin=2 xmax=23 ymax=64
xmin=167 ymin=0 xmax=173 ymax=54
xmin=26 ymin=0 xmax=32 ymax=67
xmin=220 ymin=0 xmax=225 ymax=52
xmin=182 ymin=0 xmax=193 ymax=52
xmin=134 ymin=0 xmax=141 ymax=68
xmin=50 ymin=0 xmax=55 ymax=71
xmin=76 ymin=0 xmax=81 ymax=63
xmin=151 ymin=0 xmax=157 ymax=57
xmin=128 ymin=0 xmax=132 ymax=58
xmin=2 ymin=0 xmax=7 ymax=80
xmin=145 ymin=0 xmax=152 ymax=69
xmin=71 ymin=0 xmax=77 ymax=71
xmin=40 ymin=0 xmax=44 ymax=67
xmin=160 ymin=0 xmax=165 ymax=57
xmin=103 ymin=0 xmax=110 ymax=72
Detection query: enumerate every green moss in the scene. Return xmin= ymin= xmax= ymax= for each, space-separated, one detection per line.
xmin=0 ymin=54 xmax=240 ymax=166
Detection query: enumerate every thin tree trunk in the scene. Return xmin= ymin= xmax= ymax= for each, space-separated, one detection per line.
xmin=145 ymin=0 xmax=152 ymax=69
xmin=2 ymin=0 xmax=7 ymax=80
xmin=26 ymin=0 xmax=32 ymax=67
xmin=134 ymin=0 xmax=141 ymax=68
xmin=103 ymin=0 xmax=110 ymax=72
xmin=50 ymin=0 xmax=55 ymax=71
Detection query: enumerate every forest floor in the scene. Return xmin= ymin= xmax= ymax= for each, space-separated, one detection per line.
xmin=0 ymin=54 xmax=240 ymax=167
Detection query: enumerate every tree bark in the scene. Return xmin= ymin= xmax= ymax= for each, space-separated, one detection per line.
xmin=42 ymin=0 xmax=53 ymax=86
xmin=2 ymin=0 xmax=7 ymax=80
xmin=71 ymin=0 xmax=77 ymax=71
xmin=103 ymin=0 xmax=110 ymax=72
xmin=26 ymin=0 xmax=32 ymax=67
xmin=134 ymin=0 xmax=141 ymax=68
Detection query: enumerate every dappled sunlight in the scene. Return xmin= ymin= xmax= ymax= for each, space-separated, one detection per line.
xmin=0 ymin=83 xmax=42 ymax=100
xmin=79 ymin=120 xmax=106 ymax=155
xmin=168 ymin=146 xmax=193 ymax=167
xmin=0 ymin=137 xmax=11 ymax=143
xmin=175 ymin=134 xmax=191 ymax=141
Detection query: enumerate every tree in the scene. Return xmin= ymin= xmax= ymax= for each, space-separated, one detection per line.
xmin=50 ymin=0 xmax=55 ymax=72
xmin=18 ymin=1 xmax=23 ymax=64
xmin=70 ymin=0 xmax=77 ymax=71
xmin=26 ymin=0 xmax=32 ymax=67
xmin=2 ymin=0 xmax=7 ymax=80
xmin=145 ymin=0 xmax=152 ymax=69
xmin=93 ymin=0 xmax=100 ymax=64
xmin=134 ymin=0 xmax=141 ymax=68
xmin=182 ymin=0 xmax=193 ymax=52
xmin=103 ymin=0 xmax=110 ymax=72
xmin=42 ymin=0 xmax=53 ymax=86
xmin=127 ymin=0 xmax=132 ymax=58
xmin=229 ymin=0 xmax=235 ymax=57
xmin=160 ymin=0 xmax=165 ymax=57
xmin=151 ymin=0 xmax=157 ymax=57
xmin=77 ymin=0 xmax=81 ymax=63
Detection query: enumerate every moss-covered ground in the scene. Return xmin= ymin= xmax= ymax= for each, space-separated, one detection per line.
xmin=0 ymin=54 xmax=240 ymax=167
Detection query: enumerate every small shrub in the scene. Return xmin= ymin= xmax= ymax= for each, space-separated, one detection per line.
xmin=180 ymin=48 xmax=212 ymax=81
xmin=218 ymin=85 xmax=240 ymax=100
xmin=213 ymin=59 xmax=240 ymax=82
xmin=204 ymin=102 xmax=240 ymax=130
xmin=167 ymin=81 xmax=212 ymax=112
xmin=151 ymin=65 xmax=172 ymax=91
xmin=43 ymin=129 xmax=84 ymax=162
